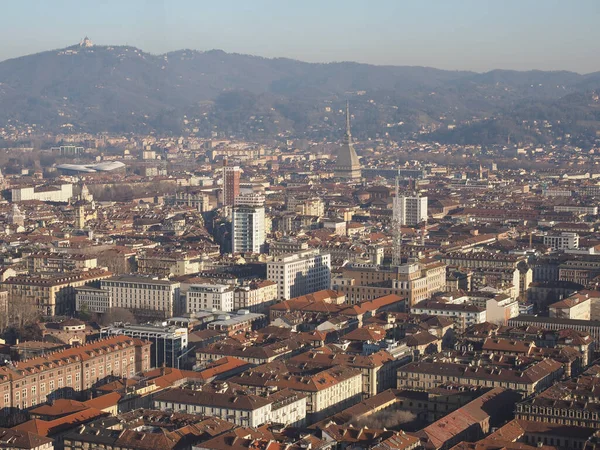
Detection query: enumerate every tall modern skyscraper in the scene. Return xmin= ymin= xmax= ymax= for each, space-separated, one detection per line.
xmin=222 ymin=160 xmax=241 ymax=207
xmin=334 ymin=102 xmax=361 ymax=180
xmin=232 ymin=194 xmax=266 ymax=254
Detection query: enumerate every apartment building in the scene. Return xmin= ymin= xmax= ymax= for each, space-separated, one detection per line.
xmin=558 ymin=256 xmax=600 ymax=286
xmin=442 ymin=252 xmax=526 ymax=270
xmin=75 ymin=286 xmax=111 ymax=314
xmin=397 ymin=358 xmax=563 ymax=396
xmin=0 ymin=336 xmax=151 ymax=411
xmin=269 ymin=239 xmax=309 ymax=256
xmin=294 ymin=197 xmax=325 ymax=217
xmin=516 ymin=366 xmax=600 ymax=429
xmin=167 ymin=190 xmax=210 ymax=212
xmin=233 ymin=281 xmax=278 ymax=312
xmin=27 ymin=253 xmax=98 ymax=274
xmin=232 ymin=205 xmax=266 ymax=254
xmin=470 ymin=267 xmax=521 ymax=299
xmin=410 ymin=301 xmax=487 ymax=332
xmin=232 ymin=365 xmax=363 ymax=422
xmin=137 ymin=250 xmax=204 ymax=277
xmin=154 ymin=386 xmax=306 ymax=427
xmin=393 ymin=194 xmax=428 ymax=226
xmin=97 ymin=275 xmax=181 ymax=318
xmin=63 ymin=411 xmax=234 ymax=450
xmin=544 ymin=232 xmax=580 ymax=250
xmin=235 ymin=193 xmax=266 ymax=207
xmin=197 ymin=339 xmax=301 ymax=365
xmin=289 ymin=348 xmax=399 ymax=398
xmin=335 ymin=260 xmax=446 ymax=306
xmin=553 ymin=205 xmax=598 ymax=215
xmin=2 ymin=269 xmax=112 ymax=316
xmin=549 ymin=295 xmax=591 ymax=320
xmin=267 ymin=249 xmax=331 ymax=300
xmin=222 ymin=164 xmax=241 ymax=207
xmin=437 ymin=292 xmax=519 ymax=324
xmin=0 ymin=429 xmax=53 ymax=450
xmin=186 ymin=284 xmax=235 ymax=313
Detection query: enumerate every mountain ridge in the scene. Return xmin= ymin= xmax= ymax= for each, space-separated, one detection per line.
xmin=0 ymin=43 xmax=599 ymax=145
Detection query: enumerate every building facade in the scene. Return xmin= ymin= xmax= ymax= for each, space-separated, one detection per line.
xmin=100 ymin=324 xmax=187 ymax=369
xmin=267 ymin=249 xmax=331 ymax=300
xmin=98 ymin=276 xmax=181 ymax=318
xmin=0 ymin=336 xmax=151 ymax=411
xmin=12 ymin=184 xmax=73 ymax=203
xmin=222 ymin=165 xmax=241 ymax=207
xmin=186 ymin=284 xmax=235 ymax=313
xmin=232 ymin=205 xmax=266 ymax=254
xmin=3 ymin=269 xmax=112 ymax=316
xmin=393 ymin=194 xmax=428 ymax=226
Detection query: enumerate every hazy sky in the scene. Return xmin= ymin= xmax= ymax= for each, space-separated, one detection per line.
xmin=1 ymin=0 xmax=599 ymax=73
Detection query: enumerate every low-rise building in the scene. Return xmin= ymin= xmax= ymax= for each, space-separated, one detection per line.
xmin=411 ymin=301 xmax=487 ymax=332
xmin=101 ymin=323 xmax=188 ymax=369
xmin=544 ymin=232 xmax=580 ymax=250
xmin=0 ymin=428 xmax=53 ymax=450
xmin=153 ymin=385 xmax=306 ymax=427
xmin=233 ymin=281 xmax=278 ymax=312
xmin=231 ymin=364 xmax=363 ymax=422
xmin=397 ymin=358 xmax=563 ymax=397
xmin=549 ymin=294 xmax=591 ymax=320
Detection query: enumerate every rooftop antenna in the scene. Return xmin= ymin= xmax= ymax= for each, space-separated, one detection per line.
xmin=345 ymin=101 xmax=352 ymax=141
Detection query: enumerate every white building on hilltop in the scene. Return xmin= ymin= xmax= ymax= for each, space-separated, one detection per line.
xmin=80 ymin=36 xmax=94 ymax=47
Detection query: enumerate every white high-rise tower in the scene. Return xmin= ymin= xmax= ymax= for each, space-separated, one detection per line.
xmin=393 ymin=182 xmax=428 ymax=227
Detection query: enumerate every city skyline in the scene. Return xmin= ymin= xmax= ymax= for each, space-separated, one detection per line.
xmin=1 ymin=0 xmax=600 ymax=73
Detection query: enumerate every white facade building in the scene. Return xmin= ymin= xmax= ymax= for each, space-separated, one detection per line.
xmin=186 ymin=284 xmax=235 ymax=312
xmin=232 ymin=205 xmax=266 ymax=253
xmin=553 ymin=205 xmax=598 ymax=215
xmin=544 ymin=232 xmax=579 ymax=250
xmin=75 ymin=286 xmax=111 ymax=314
xmin=154 ymin=388 xmax=306 ymax=427
xmin=267 ymin=249 xmax=331 ymax=300
xmin=411 ymin=301 xmax=487 ymax=332
xmin=234 ymin=281 xmax=278 ymax=312
xmin=99 ymin=276 xmax=181 ymax=318
xmin=393 ymin=194 xmax=428 ymax=226
xmin=439 ymin=292 xmax=519 ymax=325
xmin=235 ymin=193 xmax=266 ymax=206
xmin=12 ymin=184 xmax=73 ymax=203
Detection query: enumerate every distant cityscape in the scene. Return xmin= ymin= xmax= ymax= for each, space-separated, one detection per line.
xmin=0 ymin=37 xmax=600 ymax=450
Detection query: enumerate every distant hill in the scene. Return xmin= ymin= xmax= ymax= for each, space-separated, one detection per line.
xmin=1 ymin=43 xmax=599 ymax=145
